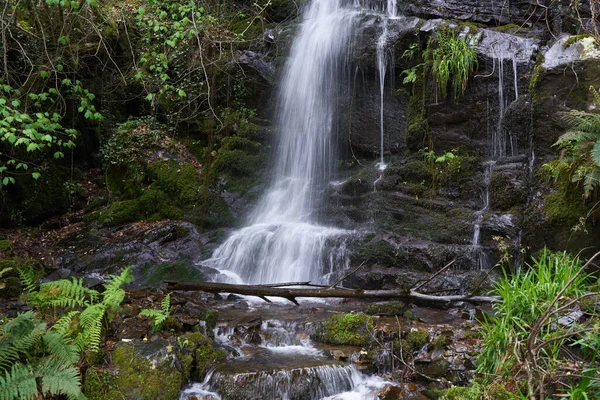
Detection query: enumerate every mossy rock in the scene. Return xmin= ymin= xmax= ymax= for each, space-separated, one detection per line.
xmin=138 ymin=260 xmax=205 ymax=286
xmin=430 ymin=335 xmax=448 ymax=350
xmin=322 ymin=313 xmax=374 ymax=346
xmin=366 ymin=302 xmax=407 ymax=316
xmin=83 ymin=368 xmax=121 ymax=400
xmin=406 ymin=328 xmax=429 ymax=348
xmin=88 ymin=333 xmax=223 ymax=400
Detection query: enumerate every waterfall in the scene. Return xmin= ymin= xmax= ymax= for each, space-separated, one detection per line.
xmin=204 ymin=0 xmax=358 ymax=284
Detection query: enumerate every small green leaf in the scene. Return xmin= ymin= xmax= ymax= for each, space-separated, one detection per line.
xmin=32 ymin=172 xmax=41 ymax=180
xmin=40 ymin=71 xmax=49 ymax=79
xmin=177 ymin=89 xmax=186 ymax=97
xmin=145 ymin=94 xmax=153 ymax=101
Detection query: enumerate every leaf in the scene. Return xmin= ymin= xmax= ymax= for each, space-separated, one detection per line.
xmin=31 ymin=172 xmax=41 ymax=180
xmin=145 ymin=94 xmax=153 ymax=101
xmin=39 ymin=71 xmax=49 ymax=79
xmin=177 ymin=89 xmax=186 ymax=97
xmin=589 ymin=140 xmax=600 ymax=166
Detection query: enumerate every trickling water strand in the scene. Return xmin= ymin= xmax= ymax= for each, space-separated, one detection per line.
xmin=205 ymin=0 xmax=358 ymax=284
xmin=493 ymin=51 xmax=505 ymax=159
xmin=512 ymin=54 xmax=519 ymax=101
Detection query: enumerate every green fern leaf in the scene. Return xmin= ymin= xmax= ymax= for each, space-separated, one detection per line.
xmin=36 ymin=356 xmax=82 ymax=399
xmin=79 ymin=304 xmax=105 ymax=351
xmin=52 ymin=311 xmax=80 ymax=336
xmin=592 ymin=140 xmax=600 ymax=167
xmin=102 ymin=267 xmax=133 ymax=311
xmin=16 ymin=267 xmax=37 ymax=294
xmin=161 ymin=293 xmax=171 ymax=314
xmin=42 ymin=331 xmax=80 ymax=364
xmin=0 ymin=362 xmax=37 ymax=400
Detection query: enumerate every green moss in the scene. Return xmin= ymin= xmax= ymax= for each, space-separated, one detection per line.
xmin=366 ymin=302 xmax=407 ymax=316
xmin=543 ymin=184 xmax=588 ymax=226
xmin=83 ymin=368 xmax=121 ymax=400
xmin=188 ymin=332 xmax=226 ymax=378
xmin=323 ymin=313 xmax=374 ymax=346
xmin=563 ymin=34 xmax=597 ymax=49
xmin=201 ymin=309 xmax=219 ymax=330
xmin=406 ymin=60 xmax=430 ymax=152
xmin=406 ymin=328 xmax=429 ymax=348
xmin=139 ymin=260 xmax=205 ymax=286
xmin=440 ymin=383 xmax=483 ymax=400
xmin=494 ymin=24 xmax=520 ymax=34
xmin=110 ymin=342 xmax=185 ymax=400
xmin=430 ymin=335 xmax=448 ymax=350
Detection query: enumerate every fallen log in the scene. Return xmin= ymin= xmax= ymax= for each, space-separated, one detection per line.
xmin=164 ymin=280 xmax=501 ymax=305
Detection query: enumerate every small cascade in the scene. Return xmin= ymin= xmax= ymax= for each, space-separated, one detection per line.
xmin=181 ymin=317 xmax=393 ymax=400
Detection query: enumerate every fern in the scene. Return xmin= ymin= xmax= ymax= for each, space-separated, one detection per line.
xmin=16 ymin=267 xmax=37 ymax=294
xmin=29 ymin=277 xmax=98 ymax=310
xmin=548 ymin=86 xmax=600 ymax=199
xmin=52 ymin=311 xmax=80 ymax=336
xmin=42 ymin=331 xmax=80 ymax=364
xmin=78 ymin=304 xmax=105 ymax=352
xmin=102 ymin=266 xmax=133 ymax=311
xmin=36 ymin=356 xmax=82 ymax=400
xmin=0 ymin=363 xmax=37 ymax=400
xmin=139 ymin=293 xmax=171 ymax=331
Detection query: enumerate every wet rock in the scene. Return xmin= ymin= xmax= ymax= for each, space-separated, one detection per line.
xmin=330 ymin=350 xmax=348 ymax=361
xmin=378 ymin=384 xmax=403 ymax=400
xmin=415 ymin=358 xmax=450 ymax=379
xmin=232 ymin=300 xmax=249 ymax=310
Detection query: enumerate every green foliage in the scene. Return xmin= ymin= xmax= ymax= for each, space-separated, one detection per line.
xmin=420 ymin=147 xmax=462 ymax=194
xmin=0 ymin=80 xmax=101 ymax=186
xmin=427 ymin=31 xmax=478 ymax=100
xmin=544 ymin=86 xmax=600 ymax=200
xmin=0 ymin=267 xmax=133 ymax=399
xmin=0 ymin=312 xmax=83 ymax=400
xmin=477 ymin=249 xmax=599 ymax=397
xmin=140 ymin=293 xmax=172 ymax=331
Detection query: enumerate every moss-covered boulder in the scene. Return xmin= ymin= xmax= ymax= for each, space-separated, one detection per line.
xmin=366 ymin=302 xmax=407 ymax=316
xmin=320 ymin=313 xmax=374 ymax=347
xmin=83 ymin=333 xmax=224 ymax=400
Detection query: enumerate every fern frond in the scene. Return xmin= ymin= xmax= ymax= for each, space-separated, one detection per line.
xmin=554 ymin=129 xmax=598 ymax=147
xmin=592 ymin=140 xmax=600 ymax=167
xmin=30 ymin=278 xmax=98 ymax=310
xmin=16 ymin=267 xmax=37 ymax=294
xmin=0 ymin=362 xmax=37 ymax=400
xmin=161 ymin=293 xmax=171 ymax=314
xmin=139 ymin=308 xmax=168 ymax=330
xmin=78 ymin=304 xmax=105 ymax=351
xmin=52 ymin=311 xmax=80 ymax=336
xmin=102 ymin=267 xmax=133 ymax=311
xmin=42 ymin=331 xmax=80 ymax=364
xmin=35 ymin=356 xmax=82 ymax=400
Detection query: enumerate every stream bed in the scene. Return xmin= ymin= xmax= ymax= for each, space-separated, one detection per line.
xmin=176 ymin=295 xmax=486 ymax=400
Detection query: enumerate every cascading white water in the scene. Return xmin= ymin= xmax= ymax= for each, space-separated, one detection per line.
xmin=204 ymin=0 xmax=358 ymax=284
